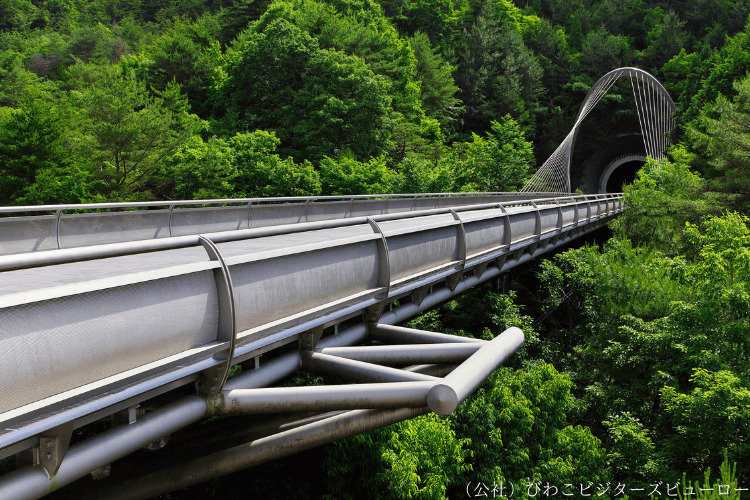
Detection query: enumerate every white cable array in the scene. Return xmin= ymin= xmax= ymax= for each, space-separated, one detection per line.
xmin=522 ymin=67 xmax=675 ymax=193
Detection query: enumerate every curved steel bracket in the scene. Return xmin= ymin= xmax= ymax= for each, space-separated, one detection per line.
xmin=365 ymin=218 xmax=391 ymax=323
xmin=553 ymin=198 xmax=563 ymax=235
xmin=197 ymin=236 xmax=238 ymax=396
xmin=55 ymin=210 xmax=63 ymax=250
xmin=497 ymin=203 xmax=512 ymax=248
xmin=168 ymin=205 xmax=175 ymax=237
xmin=446 ymin=209 xmax=466 ymax=291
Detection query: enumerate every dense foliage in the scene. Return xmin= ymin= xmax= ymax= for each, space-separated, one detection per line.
xmin=1 ymin=0 xmax=750 ymax=497
xmin=5 ymin=0 xmax=750 ymax=203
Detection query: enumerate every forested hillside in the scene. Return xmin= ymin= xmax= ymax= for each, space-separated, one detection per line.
xmin=2 ymin=0 xmax=749 ymax=204
xmin=1 ymin=0 xmax=749 ymax=497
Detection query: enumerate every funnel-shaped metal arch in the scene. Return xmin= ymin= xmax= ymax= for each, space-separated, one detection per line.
xmin=522 ymin=67 xmax=676 ymax=193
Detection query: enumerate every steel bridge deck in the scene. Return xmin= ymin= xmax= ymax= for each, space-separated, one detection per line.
xmin=0 ymin=193 xmax=623 ymax=499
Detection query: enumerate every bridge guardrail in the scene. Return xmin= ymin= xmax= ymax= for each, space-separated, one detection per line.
xmin=0 ymin=192 xmax=566 ymax=256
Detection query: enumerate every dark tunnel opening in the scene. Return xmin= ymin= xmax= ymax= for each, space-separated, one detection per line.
xmin=605 ymin=160 xmax=645 ymax=192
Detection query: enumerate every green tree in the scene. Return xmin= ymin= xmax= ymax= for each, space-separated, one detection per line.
xmin=324 ymin=415 xmax=469 ymax=500
xmin=593 ymin=0 xmax=647 ymax=39
xmin=257 ymin=0 xmax=423 ymax=123
xmin=452 ymin=363 xmax=610 ymax=492
xmin=380 ymin=414 xmax=470 ymax=499
xmin=579 ymin=26 xmax=630 ymax=80
xmin=319 ymin=155 xmax=393 ymax=195
xmin=684 ymin=212 xmax=750 ymax=293
xmin=214 ymin=18 xmax=393 ymax=162
xmin=685 ymin=21 xmax=750 ymax=123
xmin=640 ymin=10 xmax=687 ymax=68
xmin=408 ymin=31 xmax=461 ymax=129
xmin=381 ymin=0 xmax=470 ymax=51
xmin=0 ymin=92 xmax=78 ymax=203
xmin=67 ymin=23 xmax=130 ymax=64
xmin=677 ymin=451 xmax=743 ymax=500
xmin=0 ymin=0 xmax=36 ymax=31
xmin=288 ymin=48 xmax=393 ymax=161
xmin=450 ymin=116 xmax=534 ymax=192
xmin=133 ymin=21 xmax=223 ymax=117
xmin=161 ymin=135 xmax=235 ymax=199
xmin=73 ymin=64 xmax=203 ymax=200
xmin=611 ymin=147 xmax=712 ymax=254
xmin=662 ymin=369 xmax=750 ymax=478
xmin=661 ymin=49 xmax=706 ymax=119
xmin=217 ymin=0 xmax=276 ymax=45
xmin=0 ymin=50 xmax=39 ymax=107
xmin=689 ymin=75 xmax=750 ymax=200
xmin=252 ymin=0 xmax=448 ymax=159
xmin=455 ymin=1 xmax=543 ymax=132
xmin=390 ymin=156 xmax=453 ymax=194
xmin=230 ymin=130 xmax=321 ymax=197
xmin=603 ymin=412 xmax=660 ymax=483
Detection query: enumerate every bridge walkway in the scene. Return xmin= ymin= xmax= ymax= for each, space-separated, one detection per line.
xmin=0 ymin=192 xmax=623 ymax=499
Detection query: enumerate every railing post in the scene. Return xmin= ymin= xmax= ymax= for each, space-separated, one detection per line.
xmin=168 ymin=205 xmax=175 ymax=237
xmin=497 ymin=204 xmax=512 ymax=247
xmin=446 ymin=209 xmax=466 ymax=291
xmin=569 ymin=196 xmax=579 ymax=227
xmin=197 ymin=236 xmax=237 ymax=396
xmin=365 ymin=218 xmax=391 ymax=323
xmin=247 ymin=201 xmax=253 ymax=229
xmin=55 ymin=209 xmax=63 ymax=250
xmin=553 ymin=198 xmax=563 ymax=235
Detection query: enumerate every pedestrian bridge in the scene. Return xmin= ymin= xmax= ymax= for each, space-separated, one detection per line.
xmin=0 ymin=67 xmax=674 ymax=499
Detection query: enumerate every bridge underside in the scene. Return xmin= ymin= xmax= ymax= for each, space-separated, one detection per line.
xmin=0 ymin=194 xmax=622 ymax=498
xmin=53 ymin=324 xmax=523 ymax=498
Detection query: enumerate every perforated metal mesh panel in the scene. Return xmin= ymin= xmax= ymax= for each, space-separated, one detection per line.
xmin=0 ymin=272 xmax=219 ymax=415
xmin=306 ymin=200 xmax=356 ymax=221
xmin=561 ymin=206 xmax=576 ymax=225
xmin=507 ymin=212 xmax=537 ymax=241
xmin=248 ymin=204 xmax=308 ymax=228
xmin=0 ymin=215 xmax=57 ymax=254
xmin=230 ymin=242 xmax=380 ymax=334
xmin=0 ymin=246 xmax=209 ymax=296
xmin=171 ymin=206 xmax=248 ymax=236
xmin=464 ymin=218 xmax=506 ymax=257
xmin=59 ymin=210 xmax=171 ymax=248
xmin=386 ymin=228 xmax=458 ymax=282
xmin=539 ymin=209 xmax=560 ymax=231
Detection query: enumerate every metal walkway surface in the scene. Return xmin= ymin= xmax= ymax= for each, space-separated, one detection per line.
xmin=0 ymin=192 xmax=623 ymax=498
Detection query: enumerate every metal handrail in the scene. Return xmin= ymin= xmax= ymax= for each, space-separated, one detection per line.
xmin=0 ymin=191 xmax=569 ymax=214
xmin=0 ymin=193 xmax=622 ymax=271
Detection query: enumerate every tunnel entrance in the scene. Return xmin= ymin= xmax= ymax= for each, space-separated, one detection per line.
xmin=598 ymin=154 xmax=647 ymax=193
xmin=605 ymin=159 xmax=644 ymax=192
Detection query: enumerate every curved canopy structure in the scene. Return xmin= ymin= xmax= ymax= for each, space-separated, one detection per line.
xmin=522 ymin=67 xmax=676 ymax=193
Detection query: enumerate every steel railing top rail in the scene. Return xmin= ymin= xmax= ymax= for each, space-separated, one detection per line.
xmin=0 ymin=191 xmax=570 ymax=214
xmin=0 ymin=193 xmax=622 ymax=272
